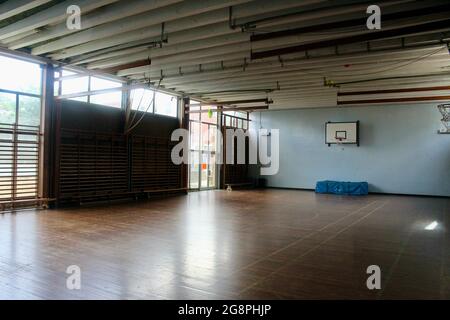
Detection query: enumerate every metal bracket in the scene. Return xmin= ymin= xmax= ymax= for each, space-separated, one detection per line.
xmin=229 ymin=7 xmax=237 ymax=30
xmin=160 ymin=22 xmax=168 ymax=48
xmin=278 ymin=56 xmax=284 ymax=67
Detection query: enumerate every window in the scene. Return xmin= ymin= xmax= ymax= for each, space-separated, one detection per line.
xmin=0 ymin=54 xmax=42 ymax=203
xmin=18 ymin=96 xmax=41 ymax=126
xmin=61 ymin=76 xmax=89 ymax=103
xmin=130 ymin=88 xmax=178 ymax=117
xmin=90 ymin=92 xmax=122 ymax=108
xmin=130 ymin=88 xmax=155 ymax=112
xmin=55 ymin=69 xmax=123 ymax=108
xmin=154 ymin=91 xmax=178 ymax=117
xmin=222 ymin=110 xmax=249 ymax=129
xmin=0 ymin=55 xmax=41 ymax=95
xmin=0 ymin=55 xmax=42 ymax=126
xmin=0 ymin=92 xmax=16 ymax=124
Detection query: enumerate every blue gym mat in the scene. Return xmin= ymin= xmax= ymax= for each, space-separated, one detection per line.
xmin=315 ymin=180 xmax=368 ymax=195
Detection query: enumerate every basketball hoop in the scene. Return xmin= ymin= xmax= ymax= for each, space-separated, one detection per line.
xmin=437 ymin=104 xmax=450 ymax=134
xmin=336 ymin=138 xmax=344 ymax=144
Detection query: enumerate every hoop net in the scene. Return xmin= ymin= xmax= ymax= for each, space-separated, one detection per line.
xmin=438 ymin=104 xmax=450 ymax=132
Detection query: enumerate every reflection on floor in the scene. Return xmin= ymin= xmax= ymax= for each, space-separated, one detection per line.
xmin=0 ymin=189 xmax=449 ymax=299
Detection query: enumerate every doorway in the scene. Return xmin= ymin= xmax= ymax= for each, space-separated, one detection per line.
xmin=188 ymin=104 xmax=218 ymax=190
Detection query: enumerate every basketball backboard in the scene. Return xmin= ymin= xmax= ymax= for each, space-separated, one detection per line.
xmin=326 ymin=121 xmax=359 ymax=146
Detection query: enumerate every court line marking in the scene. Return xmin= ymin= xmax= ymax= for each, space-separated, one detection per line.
xmin=239 ymin=200 xmax=388 ymax=296
xmin=236 ymin=200 xmax=379 ymax=274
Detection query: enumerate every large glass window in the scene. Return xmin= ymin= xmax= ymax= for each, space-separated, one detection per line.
xmin=130 ymin=88 xmax=155 ymax=112
xmin=130 ymin=88 xmax=178 ymax=117
xmin=18 ymin=96 xmax=41 ymax=126
xmin=0 ymin=55 xmax=41 ymax=95
xmin=155 ymin=91 xmax=178 ymax=117
xmin=0 ymin=54 xmax=42 ymax=202
xmin=0 ymin=92 xmax=16 ymax=124
xmin=55 ymin=70 xmax=123 ymax=108
xmin=61 ymin=76 xmax=89 ymax=103
xmin=223 ymin=110 xmax=249 ymax=129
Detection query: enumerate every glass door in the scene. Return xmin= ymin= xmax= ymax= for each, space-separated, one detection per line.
xmin=188 ymin=103 xmax=218 ymax=190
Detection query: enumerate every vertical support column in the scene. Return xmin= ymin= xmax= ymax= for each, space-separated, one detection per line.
xmin=41 ymin=63 xmax=55 ymax=202
xmin=181 ymin=97 xmax=190 ymax=193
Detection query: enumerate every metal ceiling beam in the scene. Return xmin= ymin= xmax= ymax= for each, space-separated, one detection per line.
xmin=67 ymin=0 xmax=408 ymax=66
xmin=81 ymin=11 xmax=450 ymax=70
xmin=252 ymin=18 xmax=450 ymax=59
xmin=0 ymin=0 xmax=52 ymax=21
xmin=89 ymin=33 xmax=250 ymax=70
xmin=32 ymin=0 xmax=254 ymax=55
xmin=160 ymin=55 xmax=449 ymax=87
xmin=42 ymin=0 xmax=326 ymax=59
xmin=251 ymin=2 xmax=450 ymax=42
xmin=7 ymin=0 xmax=183 ymax=50
xmin=213 ymin=99 xmax=272 ymax=105
xmin=124 ymin=41 xmax=447 ymax=82
xmin=0 ymin=0 xmax=119 ymax=40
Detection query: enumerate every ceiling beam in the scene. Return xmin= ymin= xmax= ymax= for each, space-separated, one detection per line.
xmin=0 ymin=0 xmax=52 ymax=21
xmin=337 ymin=95 xmax=450 ymax=104
xmin=252 ymin=18 xmax=450 ymax=59
xmin=67 ymin=0 xmax=405 ymax=66
xmin=0 ymin=0 xmax=119 ymax=41
xmin=251 ymin=2 xmax=450 ymax=42
xmin=7 ymin=0 xmax=183 ymax=50
xmin=123 ymin=41 xmax=447 ymax=82
xmin=42 ymin=0 xmax=326 ymax=59
xmin=32 ymin=0 xmax=255 ymax=55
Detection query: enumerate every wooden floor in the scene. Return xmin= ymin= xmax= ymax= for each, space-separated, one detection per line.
xmin=0 ymin=189 xmax=449 ymax=300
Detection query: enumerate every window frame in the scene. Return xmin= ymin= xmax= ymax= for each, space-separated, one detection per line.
xmin=55 ymin=70 xmax=124 ymax=108
xmin=130 ymin=87 xmax=179 ymax=118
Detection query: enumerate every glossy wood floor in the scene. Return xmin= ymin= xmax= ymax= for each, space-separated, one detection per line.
xmin=0 ymin=189 xmax=449 ymax=300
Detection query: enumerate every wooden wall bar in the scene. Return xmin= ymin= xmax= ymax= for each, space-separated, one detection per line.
xmin=55 ymin=100 xmax=184 ymax=205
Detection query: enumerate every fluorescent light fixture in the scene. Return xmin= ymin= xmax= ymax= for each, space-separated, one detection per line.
xmin=425 ymin=221 xmax=438 ymax=230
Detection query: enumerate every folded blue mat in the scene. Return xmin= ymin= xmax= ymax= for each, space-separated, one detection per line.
xmin=315 ymin=180 xmax=368 ymax=195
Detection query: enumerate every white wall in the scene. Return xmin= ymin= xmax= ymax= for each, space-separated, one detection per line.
xmin=251 ymin=103 xmax=450 ymax=197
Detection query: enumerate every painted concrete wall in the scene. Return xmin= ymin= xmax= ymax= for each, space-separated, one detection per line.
xmin=250 ymin=103 xmax=450 ymax=196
